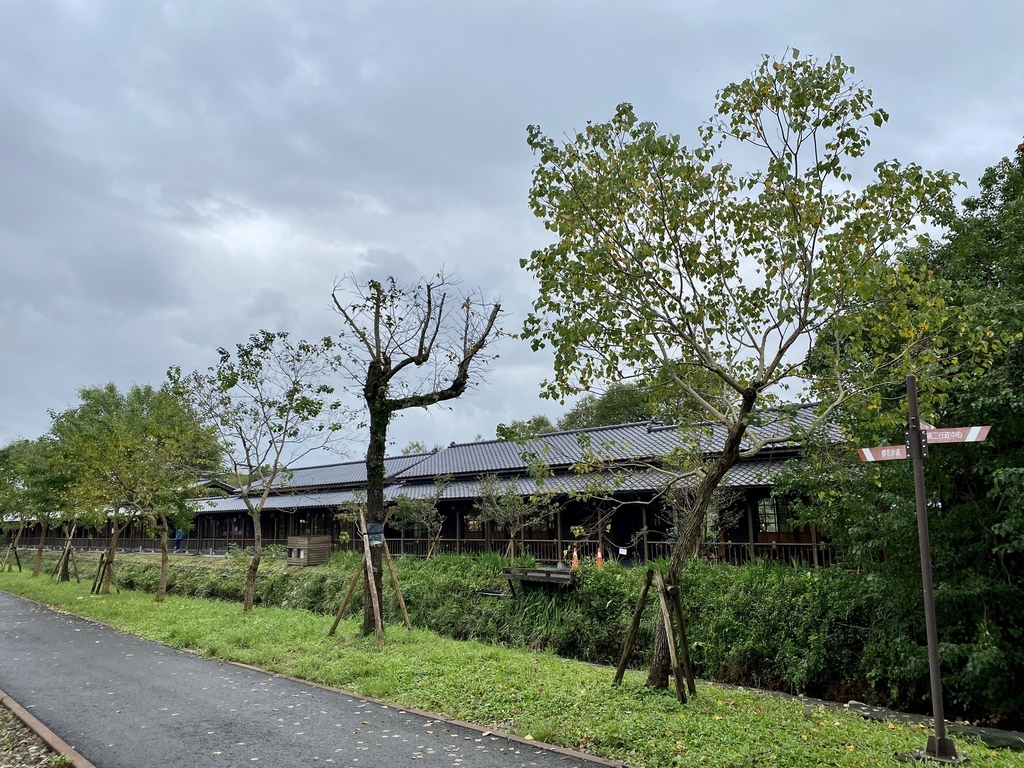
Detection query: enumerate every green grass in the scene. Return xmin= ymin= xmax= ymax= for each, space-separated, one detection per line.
xmin=1 ymin=570 xmax=1018 ymax=767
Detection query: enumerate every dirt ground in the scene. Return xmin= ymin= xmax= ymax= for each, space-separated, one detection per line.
xmin=0 ymin=703 xmax=56 ymax=767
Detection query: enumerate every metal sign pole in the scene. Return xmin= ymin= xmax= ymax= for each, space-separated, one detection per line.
xmin=904 ymin=375 xmax=961 ymax=763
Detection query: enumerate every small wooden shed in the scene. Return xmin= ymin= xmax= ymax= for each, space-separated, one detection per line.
xmin=286 ymin=535 xmax=332 ymax=566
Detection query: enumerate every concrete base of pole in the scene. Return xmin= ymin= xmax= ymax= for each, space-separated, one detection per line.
xmin=897 ymin=735 xmax=968 ymax=764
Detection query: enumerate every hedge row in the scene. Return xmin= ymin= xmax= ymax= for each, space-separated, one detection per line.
xmin=63 ymin=551 xmax=1021 ymax=727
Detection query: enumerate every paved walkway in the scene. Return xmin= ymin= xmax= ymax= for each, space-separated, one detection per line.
xmin=0 ymin=591 xmax=622 ymax=768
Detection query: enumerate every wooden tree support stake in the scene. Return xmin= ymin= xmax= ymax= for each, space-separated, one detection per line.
xmin=614 ymin=569 xmax=653 ymax=686
xmin=90 ymin=554 xmax=105 ymax=594
xmin=91 ymin=553 xmax=119 ymax=595
xmin=329 ymin=558 xmax=366 ymax=636
xmin=667 ymin=572 xmax=696 ymax=696
xmin=54 ymin=525 xmax=78 ymax=583
xmin=329 ymin=522 xmax=412 ymax=638
xmin=359 ymin=510 xmax=386 ymax=647
xmin=654 ymin=571 xmax=687 ymax=703
xmin=382 ymin=539 xmax=412 ymax=631
xmin=613 ymin=569 xmax=695 ymax=703
xmin=3 ymin=543 xmax=22 ymax=572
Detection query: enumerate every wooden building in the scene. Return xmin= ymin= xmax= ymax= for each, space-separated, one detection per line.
xmin=13 ymin=407 xmax=836 ymax=566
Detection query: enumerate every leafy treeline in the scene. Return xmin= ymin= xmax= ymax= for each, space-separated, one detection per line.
xmin=781 ymin=143 xmax=1024 ymax=728
xmin=1 ymin=384 xmax=220 ymax=599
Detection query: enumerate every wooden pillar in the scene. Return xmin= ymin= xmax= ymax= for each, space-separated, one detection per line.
xmin=556 ymin=506 xmax=563 ymax=562
xmin=747 ymin=497 xmax=757 ymax=561
xmin=642 ymin=505 xmax=649 ymax=564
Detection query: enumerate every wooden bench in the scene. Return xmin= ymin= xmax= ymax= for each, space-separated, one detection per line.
xmin=501 ymin=566 xmax=576 ymax=597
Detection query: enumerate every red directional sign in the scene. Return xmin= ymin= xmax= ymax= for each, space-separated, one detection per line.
xmin=925 ymin=426 xmax=990 ymax=444
xmin=857 ymin=425 xmax=991 ymax=462
xmin=858 ymin=444 xmax=908 ymax=462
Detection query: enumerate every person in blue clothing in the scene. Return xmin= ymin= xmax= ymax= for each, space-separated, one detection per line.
xmin=174 ymin=527 xmax=186 ymax=553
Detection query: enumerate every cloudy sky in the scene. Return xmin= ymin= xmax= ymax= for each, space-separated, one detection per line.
xmin=1 ymin=1 xmax=1022 ymax=463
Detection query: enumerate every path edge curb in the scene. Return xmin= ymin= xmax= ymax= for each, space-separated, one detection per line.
xmin=0 ymin=685 xmax=98 ymax=768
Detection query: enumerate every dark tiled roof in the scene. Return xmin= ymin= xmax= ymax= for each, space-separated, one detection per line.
xmin=196 ymin=491 xmax=359 ymax=513
xmin=399 ymin=404 xmax=823 ymax=481
xmin=388 ymin=458 xmax=784 ymax=502
xmin=267 ymin=453 xmax=432 ymax=491
xmin=199 ymin=455 xmax=787 ymax=513
xmin=200 ymin=405 xmax=825 ymax=514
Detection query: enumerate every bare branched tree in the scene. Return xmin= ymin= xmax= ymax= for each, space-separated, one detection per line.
xmin=173 ymin=331 xmax=347 ymax=611
xmin=389 ymin=475 xmax=451 ymax=559
xmin=332 ymin=273 xmax=503 ymax=635
xmin=474 ymin=474 xmax=554 ymax=559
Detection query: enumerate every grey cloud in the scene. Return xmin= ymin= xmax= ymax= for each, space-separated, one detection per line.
xmin=1 ymin=0 xmax=1022 ymax=453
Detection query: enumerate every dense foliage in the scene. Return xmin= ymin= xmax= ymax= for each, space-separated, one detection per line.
xmin=53 ymin=548 xmax=1020 ymax=729
xmin=780 ymin=143 xmax=1024 ymax=728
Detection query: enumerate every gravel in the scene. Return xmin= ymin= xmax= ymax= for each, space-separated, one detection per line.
xmin=0 ymin=704 xmax=57 ymax=767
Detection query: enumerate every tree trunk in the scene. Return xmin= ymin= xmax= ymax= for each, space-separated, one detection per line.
xmin=55 ymin=524 xmax=75 ymax=583
xmin=427 ymin=528 xmax=440 ymax=559
xmin=100 ymin=527 xmax=122 ymax=594
xmin=6 ymin=520 xmax=25 ymax=572
xmin=645 ymin=502 xmax=708 ymax=686
xmin=156 ymin=516 xmax=170 ymax=602
xmin=32 ymin=520 xmax=49 ymax=577
xmin=645 ymin=395 xmax=755 ymax=689
xmin=361 ymin=390 xmax=388 ymax=636
xmin=243 ymin=510 xmax=263 ymax=611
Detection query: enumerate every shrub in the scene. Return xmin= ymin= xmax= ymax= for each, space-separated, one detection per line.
xmin=53 ymin=549 xmax=1024 ymax=727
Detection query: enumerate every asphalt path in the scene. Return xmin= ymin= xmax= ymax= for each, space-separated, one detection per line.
xmin=0 ymin=591 xmax=620 ymax=768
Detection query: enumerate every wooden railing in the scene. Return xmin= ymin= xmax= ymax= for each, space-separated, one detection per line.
xmin=14 ymin=533 xmax=837 ymax=568
xmin=15 ymin=534 xmax=293 ymax=555
xmin=637 ymin=540 xmax=838 ymax=568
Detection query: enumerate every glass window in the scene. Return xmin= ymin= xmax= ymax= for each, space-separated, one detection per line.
xmin=757 ymin=497 xmax=791 ymax=533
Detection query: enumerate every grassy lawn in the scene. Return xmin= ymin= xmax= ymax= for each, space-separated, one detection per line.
xmin=0 ymin=569 xmax=1018 ymax=767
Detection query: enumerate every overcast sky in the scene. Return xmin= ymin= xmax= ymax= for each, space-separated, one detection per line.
xmin=2 ymin=1 xmax=1022 ymax=464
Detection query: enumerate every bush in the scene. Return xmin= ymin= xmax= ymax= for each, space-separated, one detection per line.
xmin=59 ymin=550 xmax=1023 ymax=727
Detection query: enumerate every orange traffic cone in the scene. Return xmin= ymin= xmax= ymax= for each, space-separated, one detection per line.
xmin=571 ymin=546 xmax=580 ymax=572
xmin=596 ymin=547 xmax=604 ymax=569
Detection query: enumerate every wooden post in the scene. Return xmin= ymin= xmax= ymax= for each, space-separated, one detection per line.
xmin=329 ymin=559 xmax=366 ymax=636
xmin=810 ymin=525 xmax=820 ymax=568
xmin=90 ymin=554 xmax=106 ymax=595
xmin=654 ymin=571 xmax=686 ymax=703
xmin=667 ymin=572 xmax=696 ymax=696
xmin=556 ymin=507 xmax=563 ymax=564
xmin=747 ymin=499 xmax=757 ymax=561
xmin=613 ymin=569 xmax=654 ymax=686
xmin=382 ymin=539 xmax=412 ymax=631
xmin=641 ymin=506 xmax=649 ymax=563
xmin=358 ymin=510 xmax=385 ymax=647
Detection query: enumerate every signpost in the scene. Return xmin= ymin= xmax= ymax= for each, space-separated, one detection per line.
xmin=858 ymin=375 xmax=989 ymax=764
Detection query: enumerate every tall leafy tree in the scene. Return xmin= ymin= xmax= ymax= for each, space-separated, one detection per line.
xmin=787 ymin=142 xmax=1024 ymax=723
xmin=332 ymin=273 xmax=502 ymax=636
xmin=495 ymin=414 xmax=557 ymax=441
xmin=173 ymin=331 xmax=344 ymax=611
xmin=0 ymin=437 xmax=68 ymax=574
xmin=557 ymin=383 xmax=652 ymax=432
xmin=134 ymin=386 xmax=222 ymax=600
xmin=51 ymin=384 xmax=222 ymax=595
xmin=521 ymin=51 xmax=976 ymax=687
